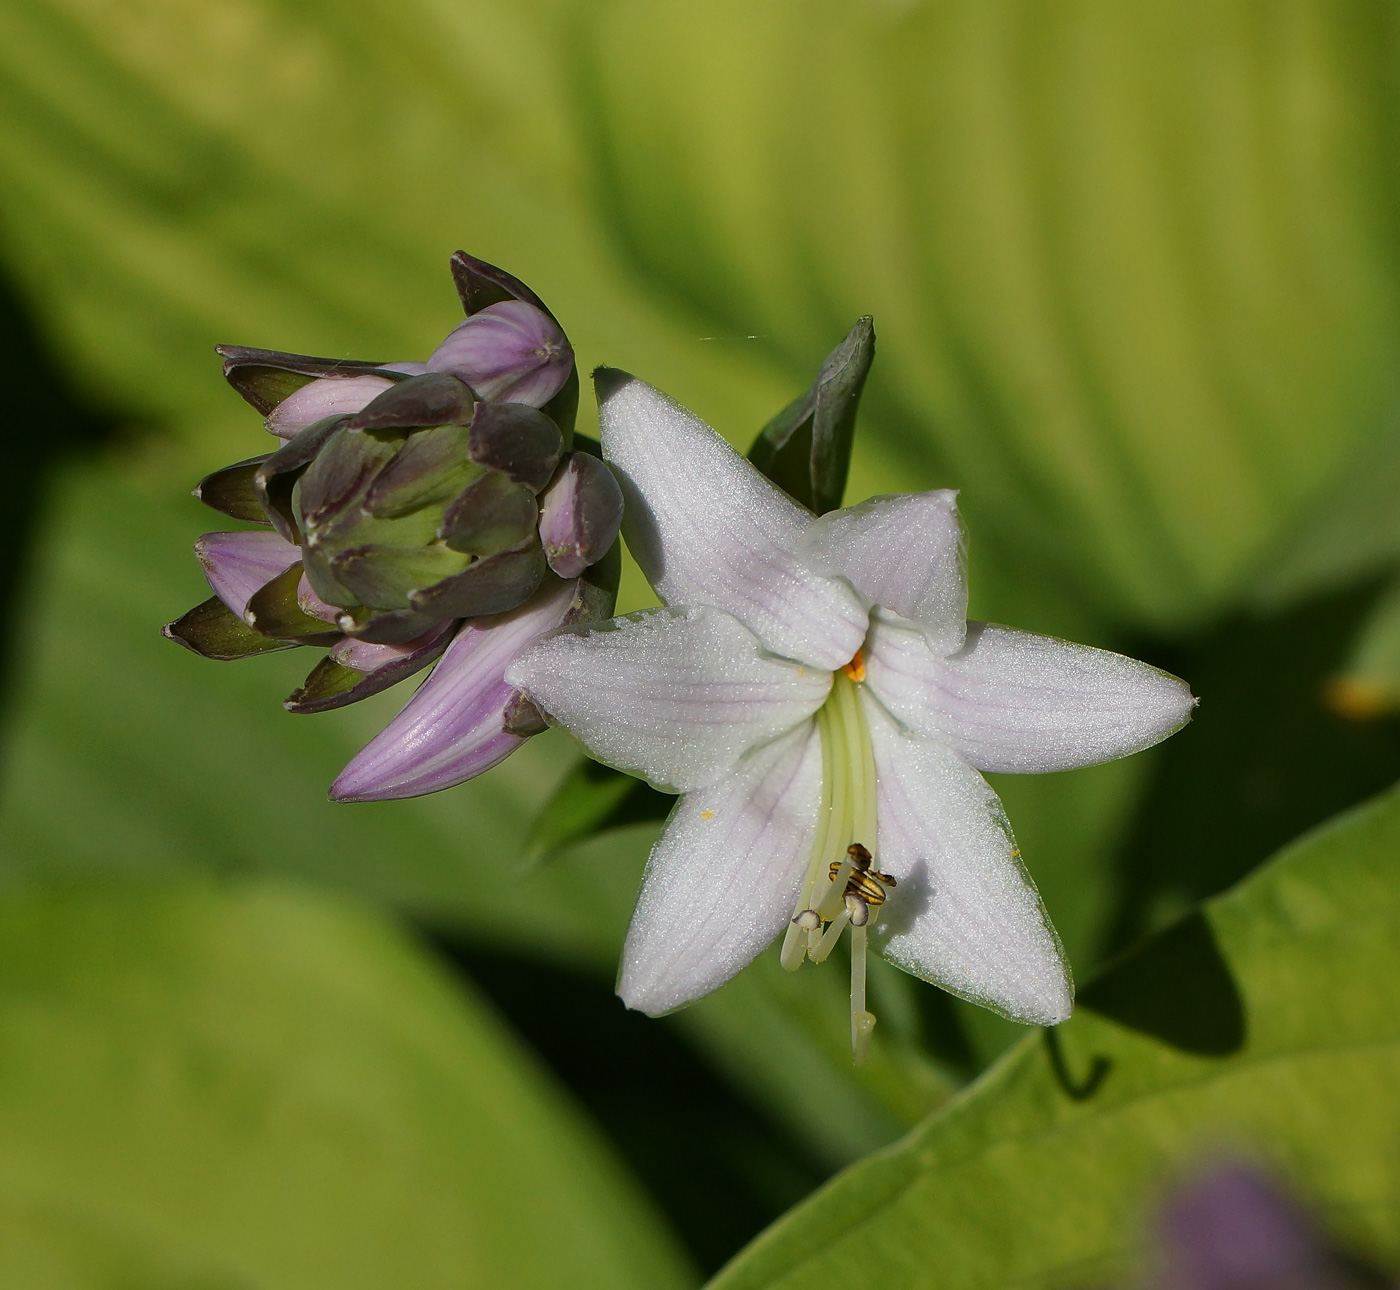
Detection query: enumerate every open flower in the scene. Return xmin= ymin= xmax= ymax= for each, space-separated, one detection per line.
xmin=506 ymin=370 xmax=1195 ymax=1058
xmin=164 ymin=253 xmax=622 ymax=800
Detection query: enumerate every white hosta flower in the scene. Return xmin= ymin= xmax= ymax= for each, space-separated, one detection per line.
xmin=506 ymin=371 xmax=1195 ymax=1060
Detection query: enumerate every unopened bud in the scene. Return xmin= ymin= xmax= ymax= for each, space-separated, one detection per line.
xmin=266 ymin=374 xmax=395 ymax=438
xmin=537 ymin=452 xmax=624 ymax=578
xmin=427 ymin=300 xmax=573 ymax=407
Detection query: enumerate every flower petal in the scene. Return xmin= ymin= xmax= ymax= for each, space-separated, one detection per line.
xmin=265 ymin=374 xmax=395 ymax=438
xmin=797 ymin=490 xmax=966 ymax=654
xmin=505 ymin=604 xmax=831 ymax=793
xmin=427 ymin=300 xmax=573 ymax=407
xmin=595 ymin=371 xmax=868 ymax=670
xmin=865 ymin=611 xmax=1196 ymax=773
xmin=618 ymin=722 xmax=823 ymax=1016
xmin=863 ymin=697 xmax=1072 ymax=1025
xmin=194 ymin=530 xmax=299 ymax=617
xmin=330 ymin=576 xmax=580 ymax=802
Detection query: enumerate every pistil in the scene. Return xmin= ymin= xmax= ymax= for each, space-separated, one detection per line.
xmin=780 ymin=666 xmax=882 ymax=1063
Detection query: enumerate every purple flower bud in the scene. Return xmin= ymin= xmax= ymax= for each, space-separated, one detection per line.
xmin=265 ymin=374 xmax=395 ymax=438
xmin=467 ymin=402 xmax=562 ymax=493
xmin=284 ymin=622 xmax=453 ymax=714
xmin=537 ymin=452 xmax=624 ymax=578
xmin=194 ymin=455 xmax=270 ymax=524
xmin=244 ymin=563 xmax=341 ymax=642
xmin=175 ymin=253 xmax=588 ymax=794
xmin=427 ymin=300 xmax=573 ymax=407
xmin=194 ymin=530 xmax=299 ymax=617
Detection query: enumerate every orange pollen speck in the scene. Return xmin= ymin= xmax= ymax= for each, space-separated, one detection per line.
xmin=842 ymin=650 xmax=866 ymax=683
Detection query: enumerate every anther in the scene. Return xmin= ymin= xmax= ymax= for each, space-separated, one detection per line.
xmin=844 ymin=892 xmax=869 ymax=926
xmin=841 ymin=649 xmax=866 ymax=683
xmin=791 ymin=909 xmax=821 ymax=932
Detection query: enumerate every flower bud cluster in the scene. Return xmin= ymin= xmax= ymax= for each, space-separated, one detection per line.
xmin=165 ymin=253 xmax=623 ymax=797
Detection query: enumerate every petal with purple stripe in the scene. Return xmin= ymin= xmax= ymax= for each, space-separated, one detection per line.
xmin=618 ymin=722 xmax=823 ymax=1016
xmin=864 ymin=610 xmax=1195 ymax=774
xmin=330 ymin=576 xmax=581 ymax=801
xmin=863 ymin=696 xmax=1072 ymax=1026
xmin=505 ymin=604 xmax=831 ymax=794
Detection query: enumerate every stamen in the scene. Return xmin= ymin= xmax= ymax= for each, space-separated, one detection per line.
xmin=809 ymin=908 xmax=851 ymax=963
xmin=780 ymin=664 xmax=885 ymax=1062
xmin=851 ymin=921 xmax=875 ymax=1065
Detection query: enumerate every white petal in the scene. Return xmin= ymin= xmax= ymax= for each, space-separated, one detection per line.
xmin=595 ymin=371 xmax=868 ymax=670
xmin=618 ymin=723 xmax=823 ymax=1015
xmin=505 ymin=605 xmax=830 ymax=793
xmin=863 ymin=697 xmax=1072 ymax=1025
xmin=865 ymin=611 xmax=1196 ymax=774
xmin=797 ymin=490 xmax=967 ymax=654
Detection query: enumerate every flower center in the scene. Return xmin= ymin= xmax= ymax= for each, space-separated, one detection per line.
xmin=779 ymin=661 xmax=884 ymax=1064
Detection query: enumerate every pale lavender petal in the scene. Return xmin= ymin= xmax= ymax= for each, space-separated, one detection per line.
xmin=194 ymin=530 xmax=299 ymax=617
xmin=296 ymin=572 xmax=341 ymax=624
xmin=330 ymin=622 xmax=453 ymax=673
xmin=426 ymin=300 xmax=572 ymax=407
xmin=505 ymin=604 xmax=831 ymax=793
xmin=595 ymin=370 xmax=868 ymax=670
xmin=797 ymin=490 xmax=966 ymax=654
xmin=265 ymin=374 xmax=394 ymax=438
xmin=865 ymin=610 xmax=1196 ymax=774
xmin=330 ymin=577 xmax=580 ymax=801
xmin=619 ymin=722 xmax=823 ymax=1015
xmin=863 ymin=695 xmax=1072 ymax=1025
xmin=537 ymin=451 xmax=624 ymax=578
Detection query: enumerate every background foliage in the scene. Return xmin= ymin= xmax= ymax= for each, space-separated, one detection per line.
xmin=1 ymin=1 xmax=1399 ymax=1285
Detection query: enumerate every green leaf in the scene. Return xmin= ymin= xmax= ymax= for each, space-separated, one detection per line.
xmin=0 ymin=875 xmax=693 ymax=1289
xmin=748 ymin=316 xmax=874 ymax=515
xmin=579 ymin=0 xmax=1400 ymax=630
xmin=526 ymin=757 xmax=665 ymax=864
xmin=0 ymin=0 xmax=796 ymax=469
xmin=709 ymin=781 xmax=1400 ymax=1290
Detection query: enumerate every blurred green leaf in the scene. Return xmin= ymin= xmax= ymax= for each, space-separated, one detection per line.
xmin=0 ymin=0 xmax=795 ymax=467
xmin=1249 ymin=419 xmax=1400 ymax=612
xmin=579 ymin=0 xmax=1400 ymax=631
xmin=710 ymin=780 xmax=1400 ymax=1290
xmin=0 ymin=875 xmax=693 ymax=1289
xmin=1330 ymin=572 xmax=1400 ymax=713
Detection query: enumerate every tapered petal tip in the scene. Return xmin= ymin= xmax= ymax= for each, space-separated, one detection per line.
xmin=591 ymin=366 xmax=636 ymax=405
